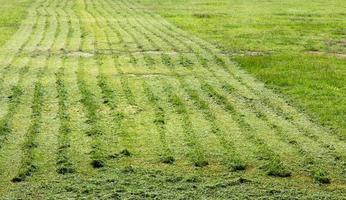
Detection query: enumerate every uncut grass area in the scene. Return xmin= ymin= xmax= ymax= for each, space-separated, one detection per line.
xmin=0 ymin=0 xmax=345 ymax=199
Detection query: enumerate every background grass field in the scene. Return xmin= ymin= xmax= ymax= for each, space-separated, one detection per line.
xmin=0 ymin=0 xmax=345 ymax=199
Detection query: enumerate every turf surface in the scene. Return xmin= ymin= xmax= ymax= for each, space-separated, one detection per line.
xmin=0 ymin=0 xmax=345 ymax=199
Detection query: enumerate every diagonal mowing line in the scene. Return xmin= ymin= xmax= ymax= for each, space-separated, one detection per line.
xmin=216 ymin=56 xmax=346 ymax=161
xmin=136 ymin=0 xmax=346 ymax=163
xmin=123 ymin=0 xmax=342 ymax=172
xmin=182 ymin=55 xmax=342 ymax=180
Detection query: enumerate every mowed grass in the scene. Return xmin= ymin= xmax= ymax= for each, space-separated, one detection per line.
xmin=0 ymin=0 xmax=345 ymax=199
xmin=138 ymin=0 xmax=346 ymax=137
xmin=0 ymin=0 xmax=33 ymax=46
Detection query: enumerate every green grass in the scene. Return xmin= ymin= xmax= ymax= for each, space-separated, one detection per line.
xmin=138 ymin=0 xmax=346 ymax=137
xmin=234 ymin=54 xmax=346 ymax=137
xmin=138 ymin=0 xmax=346 ymax=53
xmin=0 ymin=0 xmax=345 ymax=199
xmin=0 ymin=0 xmax=33 ymax=46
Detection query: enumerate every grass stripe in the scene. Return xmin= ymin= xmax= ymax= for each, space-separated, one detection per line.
xmin=142 ymin=80 xmax=175 ymax=164
xmin=76 ymin=57 xmax=109 ymax=169
xmin=0 ymin=58 xmax=30 ymax=149
xmin=55 ymin=59 xmax=75 ymax=174
xmin=11 ymin=0 xmax=62 ymax=182
xmin=211 ymin=55 xmax=346 ymax=162
xmin=201 ymin=83 xmax=292 ymax=176
xmin=12 ymin=58 xmax=46 ymax=182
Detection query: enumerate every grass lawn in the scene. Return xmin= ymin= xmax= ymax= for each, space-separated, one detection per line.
xmin=0 ymin=0 xmax=345 ymax=199
xmin=0 ymin=0 xmax=33 ymax=46
xmin=138 ymin=0 xmax=346 ymax=137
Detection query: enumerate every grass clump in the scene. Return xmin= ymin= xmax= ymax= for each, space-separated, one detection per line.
xmin=230 ymin=162 xmax=246 ymax=172
xmin=0 ymin=120 xmax=11 ymax=140
xmin=194 ymin=159 xmax=208 ymax=168
xmin=120 ymin=149 xmax=131 ymax=157
xmin=179 ymin=56 xmax=194 ymax=67
xmin=91 ymin=159 xmax=105 ymax=169
xmin=264 ymin=160 xmax=291 ymax=177
xmin=108 ymin=149 xmax=132 ymax=159
xmin=193 ymin=13 xmax=212 ymax=18
xmin=122 ymin=165 xmax=135 ymax=173
xmin=165 ymin=175 xmax=183 ymax=183
xmin=57 ymin=166 xmax=75 ymax=175
xmin=11 ymin=164 xmax=37 ymax=183
xmin=313 ymin=170 xmax=330 ymax=184
xmin=185 ymin=175 xmax=200 ymax=183
xmin=161 ymin=54 xmax=173 ymax=67
xmin=161 ymin=155 xmax=175 ymax=164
